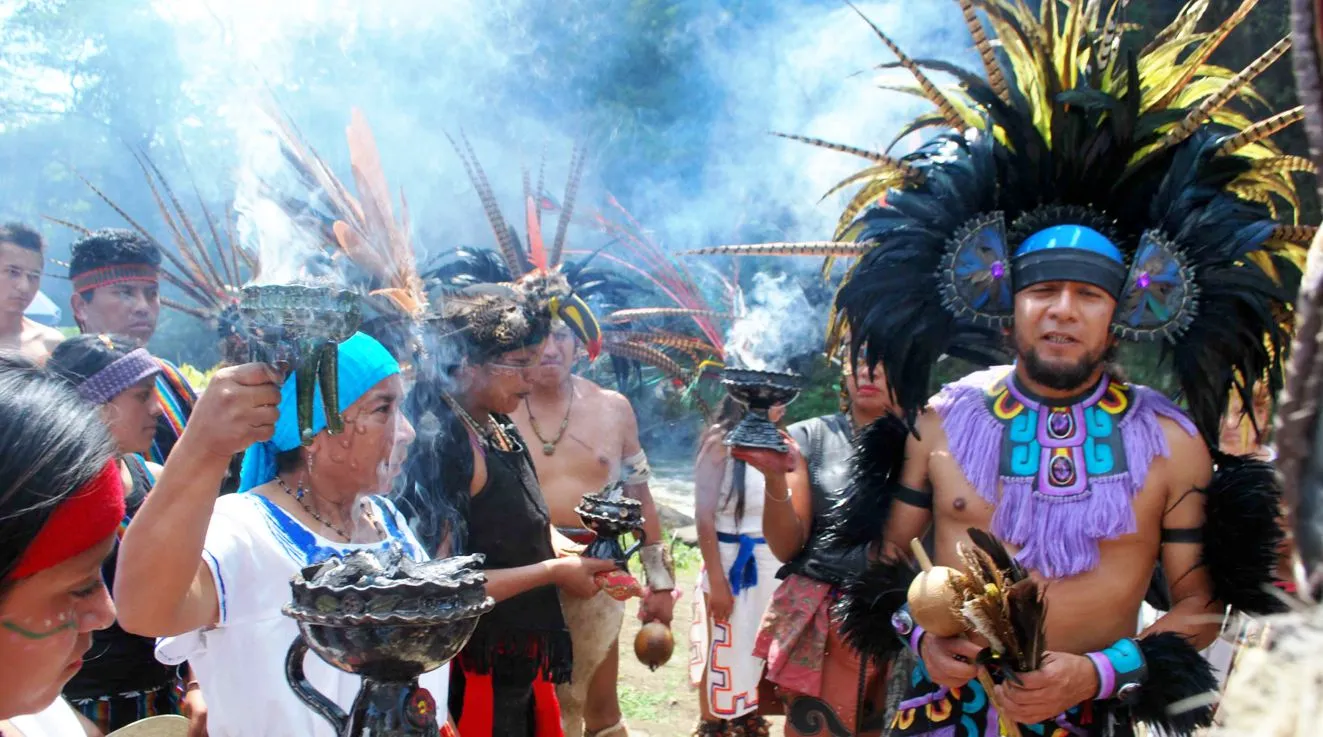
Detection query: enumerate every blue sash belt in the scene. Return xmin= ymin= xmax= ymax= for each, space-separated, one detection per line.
xmin=717 ymin=531 xmax=766 ymax=595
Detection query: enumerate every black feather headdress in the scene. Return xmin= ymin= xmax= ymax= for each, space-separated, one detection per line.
xmin=694 ymin=1 xmax=1312 ymax=443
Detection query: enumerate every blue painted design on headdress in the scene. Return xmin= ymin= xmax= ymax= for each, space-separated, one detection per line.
xmin=938 ymin=211 xmax=1013 ymax=328
xmin=1014 ymin=225 xmax=1124 ymax=264
xmin=237 ymin=332 xmax=400 ymax=493
xmin=1112 ymin=230 xmax=1197 ymax=342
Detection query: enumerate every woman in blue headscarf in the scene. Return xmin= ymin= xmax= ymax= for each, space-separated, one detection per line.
xmin=114 ymin=332 xmax=450 ymax=737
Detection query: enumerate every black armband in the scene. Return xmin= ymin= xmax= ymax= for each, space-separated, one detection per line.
xmin=1124 ymin=632 xmax=1217 ymax=736
xmin=1160 ymin=527 xmax=1202 ymax=544
xmin=892 ymin=483 xmax=932 ymax=509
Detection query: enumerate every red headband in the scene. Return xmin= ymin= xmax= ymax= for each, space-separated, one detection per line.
xmin=7 ymin=461 xmax=125 ymax=581
xmin=71 ymin=264 xmax=159 ymax=294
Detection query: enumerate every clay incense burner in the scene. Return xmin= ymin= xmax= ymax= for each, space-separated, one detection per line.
xmin=575 ymin=486 xmax=645 ymax=567
xmin=721 ymin=368 xmax=803 ymax=452
xmin=283 ymin=547 xmax=493 ymax=737
xmin=236 ymin=285 xmax=362 ymax=444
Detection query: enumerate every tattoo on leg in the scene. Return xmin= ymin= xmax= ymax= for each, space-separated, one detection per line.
xmin=2 ymin=618 xmax=77 ymax=640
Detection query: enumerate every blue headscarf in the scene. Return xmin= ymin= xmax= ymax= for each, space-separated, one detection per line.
xmin=237 ymin=332 xmax=400 ymax=492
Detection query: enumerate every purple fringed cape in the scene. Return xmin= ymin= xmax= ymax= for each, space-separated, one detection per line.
xmin=931 ymin=367 xmax=1197 ymax=578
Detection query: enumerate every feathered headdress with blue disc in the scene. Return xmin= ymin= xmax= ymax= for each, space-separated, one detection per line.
xmin=696 ymin=0 xmax=1313 ymax=444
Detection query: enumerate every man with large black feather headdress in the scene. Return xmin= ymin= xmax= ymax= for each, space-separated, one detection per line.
xmin=700 ymin=1 xmax=1310 ymax=735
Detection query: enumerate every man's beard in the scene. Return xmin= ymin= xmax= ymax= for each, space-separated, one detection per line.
xmin=1017 ymin=340 xmax=1111 ymax=392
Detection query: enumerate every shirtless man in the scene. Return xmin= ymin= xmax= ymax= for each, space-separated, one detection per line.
xmin=512 ymin=321 xmax=677 ymax=737
xmin=0 ymin=223 xmax=63 ymax=361
xmin=885 ymin=276 xmax=1220 ymax=732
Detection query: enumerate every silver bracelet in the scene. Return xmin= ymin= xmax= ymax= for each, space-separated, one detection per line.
xmin=765 ymin=484 xmax=791 ymax=503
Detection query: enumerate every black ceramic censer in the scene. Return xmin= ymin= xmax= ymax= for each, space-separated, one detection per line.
xmin=575 ymin=484 xmax=645 ymax=566
xmin=722 ymin=368 xmax=803 ymax=452
xmin=235 ymin=285 xmax=362 ymax=444
xmin=283 ymin=548 xmax=493 ymax=737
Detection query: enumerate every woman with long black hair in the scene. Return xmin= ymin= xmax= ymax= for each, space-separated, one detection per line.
xmin=0 ymin=355 xmax=121 ymax=736
xmin=45 ymin=335 xmax=188 ymax=733
xmin=690 ymin=397 xmax=787 ymax=737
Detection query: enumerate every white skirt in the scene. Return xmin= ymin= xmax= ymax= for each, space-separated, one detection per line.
xmin=688 ymin=533 xmax=782 ymax=719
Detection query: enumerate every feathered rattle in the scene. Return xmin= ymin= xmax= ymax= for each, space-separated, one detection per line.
xmin=907 ymin=529 xmax=1047 ymax=737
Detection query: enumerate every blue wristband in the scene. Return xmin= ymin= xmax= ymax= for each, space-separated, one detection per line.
xmin=1086 ymin=638 xmax=1146 ymax=703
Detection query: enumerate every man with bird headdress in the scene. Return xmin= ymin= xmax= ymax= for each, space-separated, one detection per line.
xmin=706 ymin=2 xmax=1309 ymax=735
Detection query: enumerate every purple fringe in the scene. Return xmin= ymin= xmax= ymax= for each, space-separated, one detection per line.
xmin=992 ymin=474 xmax=1137 ymax=577
xmin=932 ymin=368 xmax=1007 ymax=507
xmin=934 ymin=372 xmax=1200 ymax=579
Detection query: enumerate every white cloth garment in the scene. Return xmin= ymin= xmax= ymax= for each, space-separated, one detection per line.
xmin=6 ymin=697 xmax=85 ymax=737
xmin=688 ymin=458 xmax=781 ymax=719
xmin=156 ymin=493 xmax=449 ymax=737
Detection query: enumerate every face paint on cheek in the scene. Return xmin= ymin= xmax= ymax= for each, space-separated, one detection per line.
xmin=2 ymin=616 xmax=77 ymax=640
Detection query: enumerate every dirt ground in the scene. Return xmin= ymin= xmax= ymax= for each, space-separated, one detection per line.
xmin=615 ymin=567 xmax=786 ymax=737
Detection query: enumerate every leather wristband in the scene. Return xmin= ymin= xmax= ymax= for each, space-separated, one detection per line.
xmin=889 ymin=603 xmax=926 ymax=654
xmin=1086 ymin=638 xmax=1147 ymax=704
xmin=640 ymin=542 xmax=676 ymax=592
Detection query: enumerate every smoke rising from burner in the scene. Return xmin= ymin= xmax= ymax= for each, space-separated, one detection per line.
xmin=724 ymin=272 xmax=822 ymax=373
xmin=4 ymin=0 xmax=966 ymax=465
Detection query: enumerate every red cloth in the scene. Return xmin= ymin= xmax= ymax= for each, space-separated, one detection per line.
xmin=8 ymin=460 xmax=125 ymax=580
xmin=752 ymin=573 xmax=835 ymax=697
xmin=456 ymin=666 xmax=564 ymax=737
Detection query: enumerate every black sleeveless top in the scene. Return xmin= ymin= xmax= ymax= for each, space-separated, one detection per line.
xmin=64 ymin=456 xmax=177 ymax=700
xmin=459 ymin=418 xmax=572 ymax=684
xmin=395 ymin=397 xmax=572 ymax=686
xmin=777 ymin=414 xmax=871 ymax=586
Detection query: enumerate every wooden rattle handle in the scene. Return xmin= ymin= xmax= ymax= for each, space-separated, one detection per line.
xmin=908 ymin=539 xmax=1022 ymax=737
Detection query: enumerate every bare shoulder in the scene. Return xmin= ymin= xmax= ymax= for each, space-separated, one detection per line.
xmin=1158 ymin=414 xmax=1212 ymax=487
xmin=575 ymin=374 xmax=634 ymax=418
xmin=911 ymin=408 xmax=945 ymax=451
xmin=35 ymin=321 xmax=64 ymax=347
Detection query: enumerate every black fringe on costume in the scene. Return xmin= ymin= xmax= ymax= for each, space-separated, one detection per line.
xmin=1201 ymin=451 xmax=1288 ymax=614
xmin=1127 ymin=632 xmax=1217 ymax=736
xmin=831 ymin=557 xmax=920 ymax=660
xmin=818 ymin=414 xmax=910 ymax=552
xmin=457 ymin=627 xmax=575 ymax=685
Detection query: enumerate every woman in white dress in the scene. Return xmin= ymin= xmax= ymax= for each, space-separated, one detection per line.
xmin=112 ymin=333 xmax=450 ymax=737
xmin=0 ymin=356 xmax=121 ymax=736
xmin=689 ymin=399 xmax=787 ymax=737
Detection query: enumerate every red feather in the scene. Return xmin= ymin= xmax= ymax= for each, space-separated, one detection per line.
xmin=526 ymin=195 xmax=548 ymax=272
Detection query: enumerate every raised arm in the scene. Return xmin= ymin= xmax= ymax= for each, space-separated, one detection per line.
xmin=115 ymin=364 xmax=281 ymax=637
xmin=1141 ymin=423 xmax=1220 ymax=650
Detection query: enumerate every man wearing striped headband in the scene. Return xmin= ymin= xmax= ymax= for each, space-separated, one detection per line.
xmin=69 ymin=229 xmax=197 ymax=465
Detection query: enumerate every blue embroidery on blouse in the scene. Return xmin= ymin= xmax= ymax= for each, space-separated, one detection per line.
xmin=253 ymin=495 xmax=423 ymax=566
